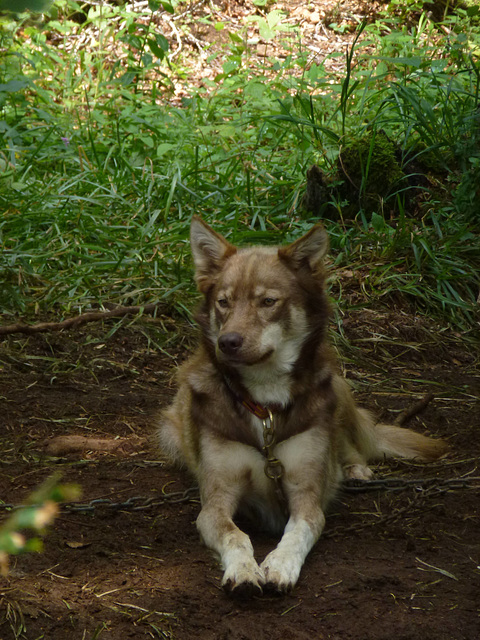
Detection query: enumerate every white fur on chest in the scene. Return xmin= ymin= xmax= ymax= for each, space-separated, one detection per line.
xmin=242 ymin=367 xmax=293 ymax=406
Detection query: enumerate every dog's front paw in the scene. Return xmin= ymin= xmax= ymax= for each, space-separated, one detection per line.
xmin=222 ymin=558 xmax=265 ymax=598
xmin=260 ymin=549 xmax=301 ymax=594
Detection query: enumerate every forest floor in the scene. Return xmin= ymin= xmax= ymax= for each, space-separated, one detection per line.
xmin=0 ymin=306 xmax=479 ymax=640
xmin=1 ymin=1 xmax=480 ymax=639
xmin=157 ymin=0 xmax=385 ymax=102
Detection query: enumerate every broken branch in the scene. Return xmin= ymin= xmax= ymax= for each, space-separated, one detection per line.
xmin=0 ymin=303 xmax=163 ymax=337
xmin=394 ymin=392 xmax=434 ymax=426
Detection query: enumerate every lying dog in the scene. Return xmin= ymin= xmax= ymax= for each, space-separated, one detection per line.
xmin=158 ymin=217 xmax=448 ymax=596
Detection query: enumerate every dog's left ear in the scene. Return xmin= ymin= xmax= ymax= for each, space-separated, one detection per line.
xmin=190 ymin=216 xmax=237 ymax=292
xmin=279 ymin=224 xmax=329 ymax=275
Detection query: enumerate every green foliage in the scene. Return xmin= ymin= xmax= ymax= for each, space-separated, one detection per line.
xmin=454 ymin=157 xmax=480 ymax=220
xmin=0 ymin=0 xmax=479 ymax=329
xmin=0 ymin=475 xmax=80 ymax=574
xmin=247 ymin=9 xmax=294 ymax=41
xmin=0 ymin=0 xmax=52 ymax=12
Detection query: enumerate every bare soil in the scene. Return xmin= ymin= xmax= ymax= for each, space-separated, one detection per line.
xmin=0 ymin=305 xmax=479 ymax=640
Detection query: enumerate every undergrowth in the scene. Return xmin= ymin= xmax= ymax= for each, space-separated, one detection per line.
xmin=0 ymin=0 xmax=479 ymax=332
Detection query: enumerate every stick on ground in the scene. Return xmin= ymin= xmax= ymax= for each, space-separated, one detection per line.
xmin=0 ymin=303 xmax=162 ymax=337
xmin=394 ymin=392 xmax=434 ymax=426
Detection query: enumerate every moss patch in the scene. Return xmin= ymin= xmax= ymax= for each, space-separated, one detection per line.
xmin=338 ymin=132 xmax=405 ymax=212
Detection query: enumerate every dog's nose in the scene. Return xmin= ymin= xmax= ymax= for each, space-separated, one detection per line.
xmin=218 ymin=332 xmax=243 ymax=355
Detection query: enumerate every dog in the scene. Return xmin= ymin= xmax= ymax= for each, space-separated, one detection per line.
xmin=157 ymin=216 xmax=449 ymax=596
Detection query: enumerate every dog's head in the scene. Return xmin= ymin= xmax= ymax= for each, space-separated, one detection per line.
xmin=191 ymin=216 xmax=330 ymax=376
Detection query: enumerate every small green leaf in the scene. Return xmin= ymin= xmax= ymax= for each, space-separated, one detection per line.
xmin=148 ymin=0 xmax=174 ymax=13
xmin=148 ymin=37 xmax=167 ymax=59
xmin=156 ymin=143 xmax=175 ymax=157
xmin=153 ymin=33 xmax=169 ymax=52
xmin=217 ymin=124 xmax=236 ymax=138
xmin=0 ymin=532 xmax=25 ymax=554
xmin=371 ymin=212 xmax=385 ymax=233
xmin=10 ymin=182 xmax=28 ymax=192
xmin=160 ymin=0 xmax=174 ymax=13
xmin=222 ymin=57 xmax=241 ymax=75
xmin=140 ymin=136 xmax=155 ymax=148
xmin=229 ymin=32 xmax=243 ymax=43
xmin=118 ymin=71 xmax=137 ymax=86
xmin=24 ymin=538 xmax=43 ymax=553
xmin=14 ymin=507 xmax=39 ymax=529
xmin=244 ymin=81 xmax=266 ymax=99
xmin=48 ymin=484 xmax=81 ymax=502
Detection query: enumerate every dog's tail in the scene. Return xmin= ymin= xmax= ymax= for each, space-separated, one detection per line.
xmin=363 ymin=410 xmax=450 ymax=462
xmin=335 ymin=376 xmax=449 ymax=468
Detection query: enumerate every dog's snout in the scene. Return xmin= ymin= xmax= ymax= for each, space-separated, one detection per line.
xmin=218 ymin=332 xmax=244 ymax=355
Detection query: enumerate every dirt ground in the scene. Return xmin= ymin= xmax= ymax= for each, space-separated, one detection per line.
xmin=0 ymin=304 xmax=479 ymax=640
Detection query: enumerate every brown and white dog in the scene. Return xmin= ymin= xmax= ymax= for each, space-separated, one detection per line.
xmin=158 ymin=217 xmax=448 ymax=596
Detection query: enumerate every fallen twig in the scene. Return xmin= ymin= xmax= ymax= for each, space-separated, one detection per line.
xmin=394 ymin=393 xmax=434 ymax=426
xmin=0 ymin=303 xmax=163 ymax=337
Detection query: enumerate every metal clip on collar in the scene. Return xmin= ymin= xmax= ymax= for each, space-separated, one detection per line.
xmin=262 ymin=409 xmax=287 ymax=513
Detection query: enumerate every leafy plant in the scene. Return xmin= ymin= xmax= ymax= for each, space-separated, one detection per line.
xmin=247 ymin=9 xmax=294 ymax=41
xmin=0 ymin=0 xmax=478 ymax=331
xmin=0 ymin=475 xmax=80 ymax=575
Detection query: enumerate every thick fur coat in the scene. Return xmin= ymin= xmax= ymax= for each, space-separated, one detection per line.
xmin=158 ymin=217 xmax=448 ymax=596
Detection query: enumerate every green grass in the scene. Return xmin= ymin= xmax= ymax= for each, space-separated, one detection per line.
xmin=0 ymin=0 xmax=479 ymax=331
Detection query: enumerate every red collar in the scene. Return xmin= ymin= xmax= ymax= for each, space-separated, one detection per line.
xmin=223 ymin=373 xmax=285 ymax=419
xmin=239 ymin=396 xmax=272 ymax=420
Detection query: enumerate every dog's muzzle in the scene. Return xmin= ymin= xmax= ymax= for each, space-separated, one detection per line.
xmin=218 ymin=332 xmax=244 ymax=356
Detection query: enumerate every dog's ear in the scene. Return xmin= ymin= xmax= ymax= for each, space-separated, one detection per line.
xmin=190 ymin=216 xmax=237 ymax=292
xmin=279 ymin=224 xmax=329 ymax=275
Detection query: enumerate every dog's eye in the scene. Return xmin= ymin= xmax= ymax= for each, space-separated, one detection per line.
xmin=217 ymin=298 xmax=229 ymax=309
xmin=263 ymin=297 xmax=277 ymax=307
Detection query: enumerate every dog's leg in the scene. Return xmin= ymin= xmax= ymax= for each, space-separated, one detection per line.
xmin=260 ymin=430 xmax=336 ymax=594
xmin=195 ymin=445 xmax=265 ymax=596
xmin=260 ymin=492 xmax=326 ymax=594
xmin=197 ymin=503 xmax=264 ymax=596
